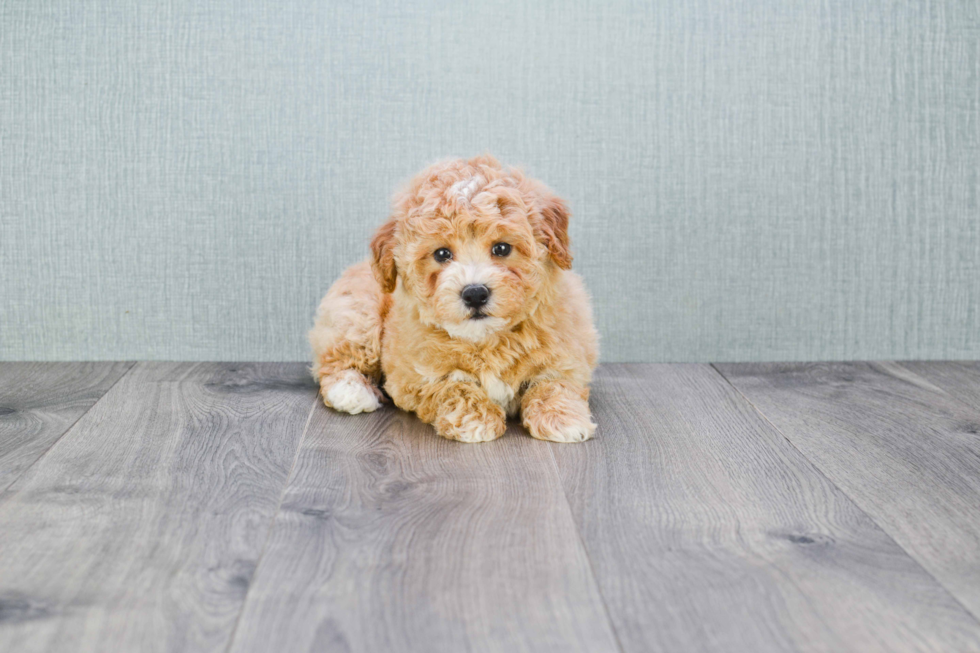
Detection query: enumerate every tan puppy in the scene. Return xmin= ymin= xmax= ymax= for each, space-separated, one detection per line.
xmin=309 ymin=155 xmax=598 ymax=443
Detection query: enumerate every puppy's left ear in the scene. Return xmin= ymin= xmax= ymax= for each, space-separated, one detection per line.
xmin=538 ymin=195 xmax=573 ymax=269
xmin=370 ymin=218 xmax=398 ymax=293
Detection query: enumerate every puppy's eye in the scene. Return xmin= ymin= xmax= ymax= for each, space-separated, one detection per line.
xmin=433 ymin=247 xmax=453 ymax=263
xmin=491 ymin=242 xmax=512 ymax=257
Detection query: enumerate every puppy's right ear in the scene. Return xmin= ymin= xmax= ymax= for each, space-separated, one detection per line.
xmin=370 ymin=219 xmax=398 ymax=293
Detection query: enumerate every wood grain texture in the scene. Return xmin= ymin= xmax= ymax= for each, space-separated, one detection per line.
xmin=897 ymin=361 xmax=980 ymax=409
xmin=552 ymin=364 xmax=980 ymax=652
xmin=0 ymin=362 xmax=133 ymax=494
xmin=716 ymin=361 xmax=980 ymax=623
xmin=0 ymin=362 xmax=317 ymax=653
xmin=228 ymin=405 xmax=620 ymax=653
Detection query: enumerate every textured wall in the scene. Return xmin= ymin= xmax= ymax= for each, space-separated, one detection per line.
xmin=2 ymin=0 xmax=978 ymax=362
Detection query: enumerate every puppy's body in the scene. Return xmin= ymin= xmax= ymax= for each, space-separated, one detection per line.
xmin=310 ymin=156 xmax=598 ymax=443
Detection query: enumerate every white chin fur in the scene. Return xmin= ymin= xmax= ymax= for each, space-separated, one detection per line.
xmin=441 ymin=316 xmax=507 ymax=342
xmin=325 ymin=371 xmax=381 ymax=414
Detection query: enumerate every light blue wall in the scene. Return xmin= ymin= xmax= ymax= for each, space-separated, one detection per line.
xmin=2 ymin=1 xmax=978 ymax=362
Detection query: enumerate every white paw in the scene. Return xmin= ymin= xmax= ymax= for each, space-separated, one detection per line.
xmin=529 ymin=414 xmax=596 ymax=443
xmin=324 ymin=371 xmax=381 ymax=415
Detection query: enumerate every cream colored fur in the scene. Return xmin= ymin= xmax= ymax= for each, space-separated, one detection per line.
xmin=309 ymin=155 xmax=598 ymax=443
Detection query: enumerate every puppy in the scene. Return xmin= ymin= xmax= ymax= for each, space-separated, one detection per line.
xmin=309 ymin=155 xmax=598 ymax=443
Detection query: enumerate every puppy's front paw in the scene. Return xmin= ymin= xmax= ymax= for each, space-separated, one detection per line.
xmin=526 ymin=411 xmax=595 ymax=443
xmin=522 ymin=382 xmax=596 ymax=443
xmin=434 ymin=388 xmax=506 ymax=443
xmin=322 ymin=370 xmax=382 ymax=415
xmin=444 ymin=413 xmax=506 ymax=443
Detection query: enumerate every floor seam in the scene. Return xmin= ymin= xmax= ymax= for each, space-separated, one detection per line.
xmin=708 ymin=362 xmax=980 ymax=628
xmin=888 ymin=360 xmax=980 ymax=415
xmin=545 ymin=443 xmax=628 ymax=653
xmin=0 ymin=360 xmax=138 ymax=500
xmin=222 ymin=392 xmax=319 ymax=653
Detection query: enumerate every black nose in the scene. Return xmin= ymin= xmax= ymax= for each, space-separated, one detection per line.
xmin=461 ymin=284 xmax=490 ymax=309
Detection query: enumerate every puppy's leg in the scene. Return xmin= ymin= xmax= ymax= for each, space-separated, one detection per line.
xmin=413 ymin=380 xmax=507 ymax=443
xmin=318 ymin=369 xmax=384 ymax=415
xmin=521 ymin=380 xmax=596 ymax=443
xmin=309 ymin=260 xmax=388 ymax=415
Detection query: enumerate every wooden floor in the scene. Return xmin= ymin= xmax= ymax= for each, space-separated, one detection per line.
xmin=1 ymin=362 xmax=980 ymax=652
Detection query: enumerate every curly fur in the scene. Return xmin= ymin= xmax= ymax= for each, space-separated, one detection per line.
xmin=309 ymin=155 xmax=598 ymax=443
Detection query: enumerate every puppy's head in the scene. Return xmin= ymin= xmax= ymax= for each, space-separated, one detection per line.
xmin=371 ymin=155 xmax=573 ymax=342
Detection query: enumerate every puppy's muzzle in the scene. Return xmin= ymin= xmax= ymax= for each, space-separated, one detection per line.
xmin=461 ymin=284 xmax=490 ymax=310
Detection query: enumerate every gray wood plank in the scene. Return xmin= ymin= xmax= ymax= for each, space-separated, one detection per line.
xmin=552 ymin=364 xmax=980 ymax=653
xmin=0 ymin=362 xmax=133 ymax=493
xmin=228 ymin=405 xmax=621 ymax=653
xmin=716 ymin=361 xmax=980 ymax=624
xmin=0 ymin=362 xmax=317 ymax=653
xmin=898 ymin=361 xmax=980 ymax=409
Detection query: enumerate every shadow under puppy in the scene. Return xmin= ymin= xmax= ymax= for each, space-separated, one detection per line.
xmin=309 ymin=155 xmax=598 ymax=443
